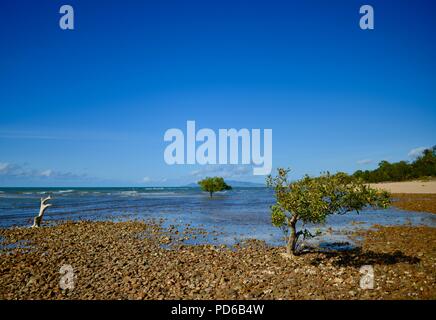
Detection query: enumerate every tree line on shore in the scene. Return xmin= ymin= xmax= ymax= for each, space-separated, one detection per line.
xmin=352 ymin=146 xmax=436 ymax=183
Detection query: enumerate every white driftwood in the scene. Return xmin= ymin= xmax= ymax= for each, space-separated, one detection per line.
xmin=32 ymin=196 xmax=52 ymax=228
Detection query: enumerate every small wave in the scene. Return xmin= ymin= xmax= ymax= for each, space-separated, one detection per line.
xmin=144 ymin=192 xmax=177 ymax=196
xmin=72 ymin=191 xmax=103 ymax=196
xmin=56 ymin=190 xmax=74 ymax=194
xmin=0 ymin=193 xmax=35 ymax=199
xmin=119 ymin=191 xmax=140 ymax=196
xmin=117 ymin=191 xmax=177 ymax=197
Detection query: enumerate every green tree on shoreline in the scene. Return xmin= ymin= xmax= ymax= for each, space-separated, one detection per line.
xmin=198 ymin=177 xmax=232 ymax=198
xmin=353 ymin=146 xmax=436 ymax=183
xmin=267 ymin=169 xmax=391 ymax=256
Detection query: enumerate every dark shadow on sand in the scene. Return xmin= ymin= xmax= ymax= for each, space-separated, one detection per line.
xmin=305 ymin=247 xmax=420 ymax=267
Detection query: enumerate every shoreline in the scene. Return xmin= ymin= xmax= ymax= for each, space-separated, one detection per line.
xmin=370 ymin=180 xmax=436 ymax=194
xmin=0 ymin=220 xmax=434 ymax=300
xmin=368 ymin=180 xmax=436 ymax=214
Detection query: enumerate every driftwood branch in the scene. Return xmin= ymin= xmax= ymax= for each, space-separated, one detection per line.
xmin=32 ymin=196 xmax=52 ymax=228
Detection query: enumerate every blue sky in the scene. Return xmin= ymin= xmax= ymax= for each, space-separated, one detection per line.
xmin=0 ymin=0 xmax=435 ymax=186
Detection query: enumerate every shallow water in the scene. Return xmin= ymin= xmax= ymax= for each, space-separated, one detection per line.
xmin=0 ymin=187 xmax=435 ymax=249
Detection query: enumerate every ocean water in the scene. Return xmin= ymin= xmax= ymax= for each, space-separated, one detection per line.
xmin=0 ymin=187 xmax=435 ymax=248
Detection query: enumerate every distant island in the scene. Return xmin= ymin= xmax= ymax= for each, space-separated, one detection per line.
xmin=185 ymin=180 xmax=265 ymax=188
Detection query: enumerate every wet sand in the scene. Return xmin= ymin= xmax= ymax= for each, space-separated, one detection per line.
xmin=391 ymin=193 xmax=436 ymax=214
xmin=369 ymin=181 xmax=436 ymax=214
xmin=1 ymin=220 xmax=434 ymax=300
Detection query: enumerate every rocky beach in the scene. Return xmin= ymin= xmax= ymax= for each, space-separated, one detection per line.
xmin=1 ymin=220 xmax=434 ymax=300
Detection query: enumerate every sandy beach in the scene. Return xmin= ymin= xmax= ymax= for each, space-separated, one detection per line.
xmin=370 ymin=180 xmax=436 ymax=194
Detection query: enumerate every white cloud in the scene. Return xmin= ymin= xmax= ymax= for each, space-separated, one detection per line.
xmin=0 ymin=162 xmax=85 ymax=180
xmin=190 ymin=165 xmax=252 ymax=178
xmin=139 ymin=176 xmax=169 ymax=185
xmin=408 ymin=146 xmax=428 ymax=158
xmin=40 ymin=169 xmax=53 ymax=177
xmin=0 ymin=162 xmax=10 ymax=172
xmin=0 ymin=163 xmax=24 ymax=176
xmin=357 ymin=159 xmax=372 ymax=165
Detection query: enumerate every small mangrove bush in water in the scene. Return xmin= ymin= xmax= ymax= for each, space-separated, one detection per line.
xmin=267 ymin=169 xmax=391 ymax=256
xmin=198 ymin=177 xmax=232 ymax=198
